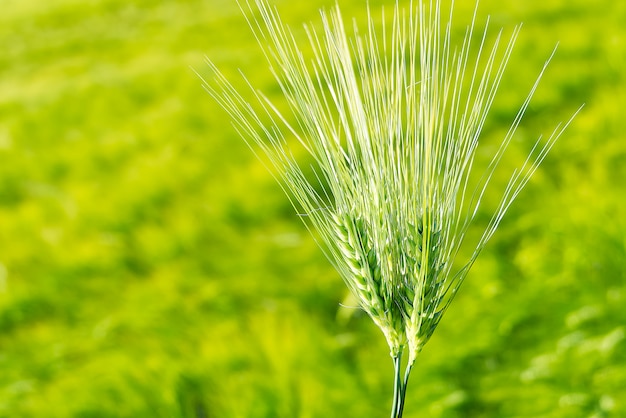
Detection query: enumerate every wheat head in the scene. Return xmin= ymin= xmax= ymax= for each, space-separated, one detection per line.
xmin=200 ymin=0 xmax=581 ymax=415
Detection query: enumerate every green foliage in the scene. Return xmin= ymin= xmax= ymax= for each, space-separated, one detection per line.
xmin=0 ymin=0 xmax=624 ymax=417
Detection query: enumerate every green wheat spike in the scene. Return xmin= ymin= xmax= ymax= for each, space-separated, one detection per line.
xmin=199 ymin=0 xmax=582 ymax=416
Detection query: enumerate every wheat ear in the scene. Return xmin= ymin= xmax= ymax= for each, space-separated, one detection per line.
xmin=199 ymin=0 xmax=582 ymax=416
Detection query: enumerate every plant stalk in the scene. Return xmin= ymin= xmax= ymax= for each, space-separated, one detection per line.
xmin=397 ymin=362 xmax=414 ymax=417
xmin=390 ymin=354 xmax=403 ymax=418
xmin=390 ymin=354 xmax=414 ymax=418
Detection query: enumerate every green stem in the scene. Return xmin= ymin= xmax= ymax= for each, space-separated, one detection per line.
xmin=396 ymin=362 xmax=414 ymax=418
xmin=390 ymin=354 xmax=402 ymax=418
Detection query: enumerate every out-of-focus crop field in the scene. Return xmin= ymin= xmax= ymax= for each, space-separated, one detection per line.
xmin=0 ymin=0 xmax=624 ymax=416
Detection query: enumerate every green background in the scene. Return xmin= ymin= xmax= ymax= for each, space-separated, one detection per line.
xmin=0 ymin=0 xmax=624 ymax=416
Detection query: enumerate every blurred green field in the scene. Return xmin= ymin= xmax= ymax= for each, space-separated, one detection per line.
xmin=1 ymin=0 xmax=625 ymax=416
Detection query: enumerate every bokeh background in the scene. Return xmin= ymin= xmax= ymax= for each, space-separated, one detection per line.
xmin=1 ymin=0 xmax=624 ymax=416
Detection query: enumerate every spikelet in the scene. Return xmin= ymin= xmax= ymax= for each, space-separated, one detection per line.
xmin=330 ymin=207 xmax=447 ymax=359
xmin=331 ymin=211 xmax=405 ymax=355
